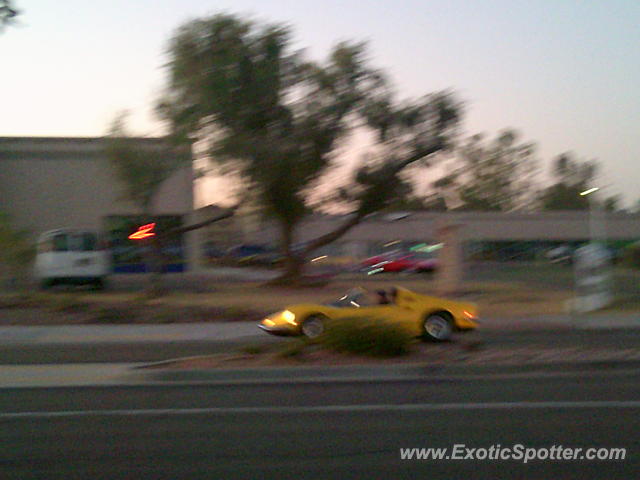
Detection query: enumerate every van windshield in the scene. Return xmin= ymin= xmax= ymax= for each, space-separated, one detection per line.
xmin=52 ymin=234 xmax=68 ymax=252
xmin=50 ymin=232 xmax=98 ymax=252
xmin=70 ymin=233 xmax=98 ymax=251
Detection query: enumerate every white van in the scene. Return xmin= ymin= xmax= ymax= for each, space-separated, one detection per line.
xmin=34 ymin=229 xmax=110 ymax=289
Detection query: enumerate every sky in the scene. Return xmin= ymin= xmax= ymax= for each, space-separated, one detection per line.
xmin=2 ymin=0 xmax=639 ymax=207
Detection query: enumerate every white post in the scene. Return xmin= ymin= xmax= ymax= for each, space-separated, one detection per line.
xmin=580 ymin=187 xmax=601 ymax=245
xmin=574 ymin=186 xmax=613 ymax=312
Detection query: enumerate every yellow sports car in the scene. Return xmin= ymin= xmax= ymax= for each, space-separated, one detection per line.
xmin=258 ymin=287 xmax=479 ymax=342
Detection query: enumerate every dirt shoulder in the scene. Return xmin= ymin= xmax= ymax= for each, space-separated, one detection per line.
xmin=1 ymin=266 xmax=638 ymax=325
xmin=0 ymin=278 xmax=573 ymax=325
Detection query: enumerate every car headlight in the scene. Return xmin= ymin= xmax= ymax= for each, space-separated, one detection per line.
xmin=463 ymin=310 xmax=479 ymax=322
xmin=282 ymin=310 xmax=297 ymax=325
xmin=263 ymin=319 xmax=275 ymax=327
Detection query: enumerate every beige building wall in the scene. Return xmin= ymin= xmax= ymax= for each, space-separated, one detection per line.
xmin=280 ymin=211 xmax=640 ymax=244
xmin=0 ymin=137 xmax=196 ymax=268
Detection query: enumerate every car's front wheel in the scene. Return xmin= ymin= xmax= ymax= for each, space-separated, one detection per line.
xmin=301 ymin=314 xmax=327 ymax=339
xmin=422 ymin=313 xmax=453 ymax=342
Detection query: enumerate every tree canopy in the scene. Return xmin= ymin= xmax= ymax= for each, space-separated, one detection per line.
xmin=434 ymin=130 xmax=538 ymax=211
xmin=158 ymin=13 xmax=460 ymax=281
xmin=0 ymin=0 xmax=18 ymax=31
xmin=104 ymin=113 xmax=189 ymax=214
xmin=540 ymin=153 xmax=597 ymax=210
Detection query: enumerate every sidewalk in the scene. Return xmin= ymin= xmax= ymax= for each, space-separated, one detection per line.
xmin=0 ymin=322 xmax=262 ymax=345
xmin=0 ymin=363 xmax=140 ymax=387
xmin=0 ymin=313 xmax=639 ymax=346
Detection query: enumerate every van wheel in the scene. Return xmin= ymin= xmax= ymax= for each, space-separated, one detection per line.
xmin=92 ymin=277 xmax=106 ymax=290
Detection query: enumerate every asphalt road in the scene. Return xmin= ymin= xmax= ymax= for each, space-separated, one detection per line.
xmin=1 ymin=369 xmax=639 ymax=479
xmin=2 ymin=328 xmax=640 ymax=364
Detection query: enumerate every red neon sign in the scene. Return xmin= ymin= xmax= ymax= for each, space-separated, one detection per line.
xmin=128 ymin=223 xmax=156 ymax=240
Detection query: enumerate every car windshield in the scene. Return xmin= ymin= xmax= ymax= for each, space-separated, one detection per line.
xmin=329 ymin=288 xmax=371 ymax=308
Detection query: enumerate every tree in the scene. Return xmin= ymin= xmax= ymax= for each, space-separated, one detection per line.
xmin=380 ymin=176 xmax=449 ymax=212
xmin=0 ymin=0 xmax=19 ymax=31
xmin=540 ymin=153 xmax=597 ymax=210
xmin=105 ymin=113 xmax=188 ymax=215
xmin=104 ymin=113 xmax=191 ymax=294
xmin=104 ymin=113 xmax=240 ymax=294
xmin=158 ymin=13 xmax=460 ymax=283
xmin=436 ymin=130 xmax=537 ymax=211
xmin=0 ymin=212 xmax=35 ymax=290
xmin=603 ymin=196 xmax=620 ymax=212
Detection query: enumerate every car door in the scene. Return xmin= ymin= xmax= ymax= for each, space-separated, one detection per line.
xmin=349 ymin=304 xmax=417 ymax=332
xmin=50 ymin=232 xmax=73 ymax=277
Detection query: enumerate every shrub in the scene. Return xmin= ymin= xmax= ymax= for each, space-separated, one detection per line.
xmin=274 ymin=339 xmax=309 ymax=359
xmin=240 ymin=343 xmax=270 ymax=355
xmin=320 ymin=317 xmax=413 ymax=357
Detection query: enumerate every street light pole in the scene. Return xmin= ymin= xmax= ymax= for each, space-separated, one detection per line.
xmin=575 ymin=186 xmax=613 ymax=313
xmin=580 ymin=187 xmax=600 ymax=245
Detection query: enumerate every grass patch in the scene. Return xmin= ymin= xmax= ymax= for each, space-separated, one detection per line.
xmin=90 ymin=306 xmax=135 ymax=323
xmin=2 ymin=264 xmax=635 ymax=325
xmin=47 ymin=294 xmax=91 ymax=313
xmin=320 ymin=317 xmax=413 ymax=357
xmin=601 ymin=296 xmax=640 ymax=312
xmin=0 ymin=293 xmax=35 ymax=309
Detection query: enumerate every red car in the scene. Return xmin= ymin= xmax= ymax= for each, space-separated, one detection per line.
xmin=361 ymin=252 xmax=439 ymax=274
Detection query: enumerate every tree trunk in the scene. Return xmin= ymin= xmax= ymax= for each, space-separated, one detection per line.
xmin=138 ymin=207 xmax=237 ymax=297
xmin=277 ymin=254 xmax=304 ymax=285
xmin=139 ymin=211 xmax=165 ymax=298
xmin=144 ymin=235 xmax=167 ymax=298
xmin=270 ymin=221 xmax=305 ymax=285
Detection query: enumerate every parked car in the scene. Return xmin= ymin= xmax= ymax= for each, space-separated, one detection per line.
xmin=361 ymin=251 xmax=439 ymax=274
xmin=545 ymin=245 xmax=574 ymax=265
xmin=258 ymin=286 xmax=479 ymax=341
xmin=34 ymin=229 xmax=110 ymax=289
xmin=203 ymin=242 xmax=225 ymax=263
xmin=226 ymin=244 xmax=283 ymax=266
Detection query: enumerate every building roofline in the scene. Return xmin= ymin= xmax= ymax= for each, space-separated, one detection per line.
xmin=0 ymin=136 xmax=179 ymax=143
xmin=0 ymin=136 xmax=193 ymax=160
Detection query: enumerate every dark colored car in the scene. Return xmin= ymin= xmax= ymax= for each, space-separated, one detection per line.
xmin=226 ymin=244 xmax=283 ymax=266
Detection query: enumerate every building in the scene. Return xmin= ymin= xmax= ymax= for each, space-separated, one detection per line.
xmin=289 ymin=211 xmax=640 ymax=259
xmin=3 ymin=136 xmax=638 ymax=269
xmin=202 ymin=209 xmax=640 ymax=261
xmin=0 ymin=136 xmax=197 ymax=271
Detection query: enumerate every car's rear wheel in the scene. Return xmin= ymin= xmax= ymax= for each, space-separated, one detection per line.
xmin=422 ymin=313 xmax=453 ymax=342
xmin=40 ymin=278 xmax=55 ymax=290
xmin=301 ymin=314 xmax=327 ymax=339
